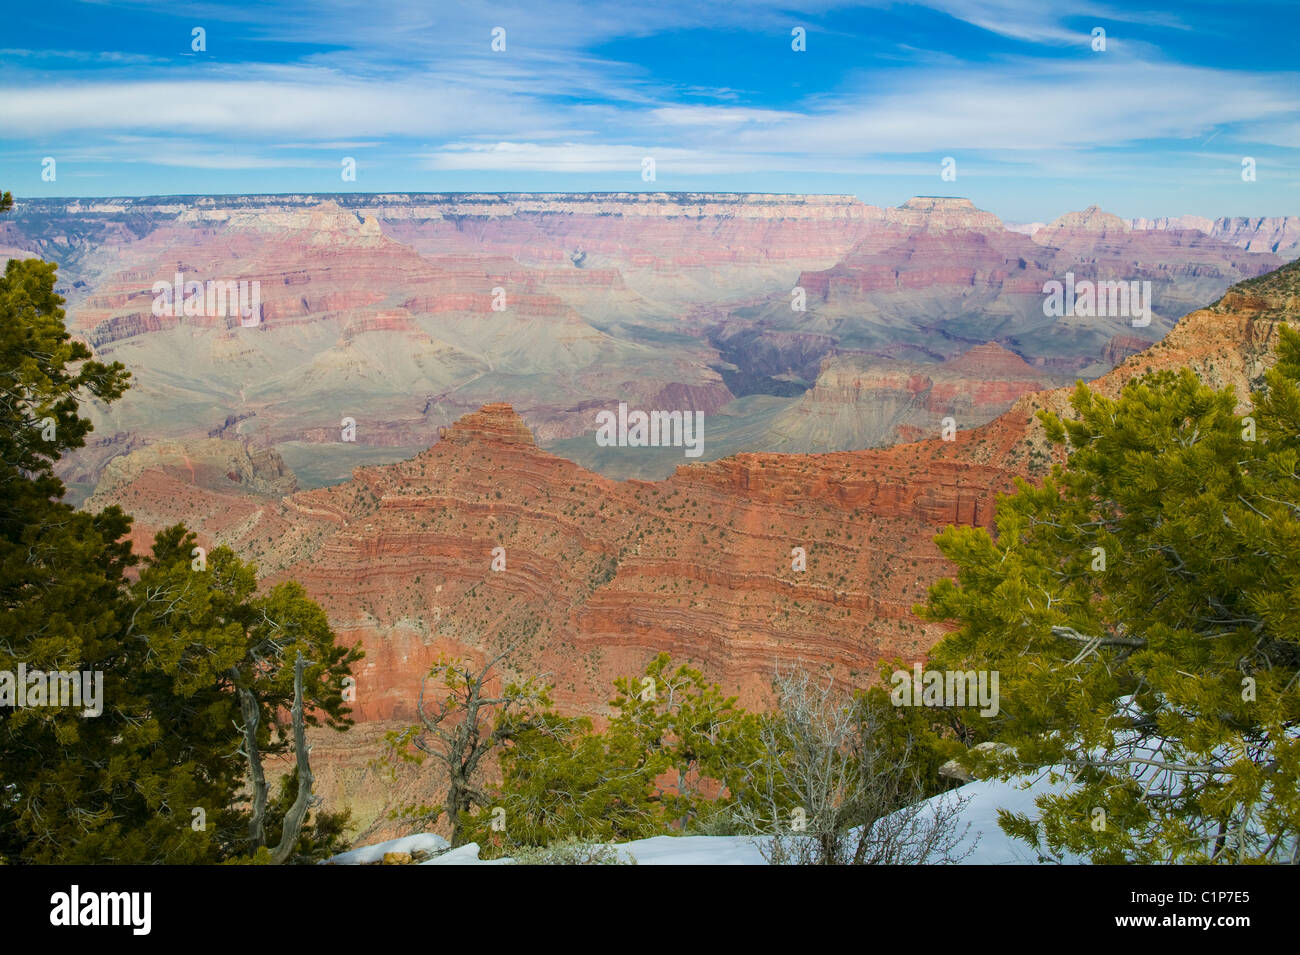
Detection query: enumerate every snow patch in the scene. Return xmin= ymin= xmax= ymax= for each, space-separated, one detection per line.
xmin=326 ymin=832 xmax=450 ymax=865
xmin=420 ymin=843 xmax=510 ymax=866
xmin=329 ymin=774 xmax=1086 ymax=865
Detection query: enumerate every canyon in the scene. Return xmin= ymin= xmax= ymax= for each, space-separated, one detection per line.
xmin=6 ymin=193 xmax=1297 ymax=836
xmin=79 ymin=254 xmax=1300 ymax=837
xmin=89 ymin=259 xmax=1298 ymax=723
xmin=1 ymin=193 xmax=1288 ymax=501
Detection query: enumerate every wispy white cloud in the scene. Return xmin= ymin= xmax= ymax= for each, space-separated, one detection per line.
xmin=650 ymin=106 xmax=804 ymax=126
xmin=0 ymin=47 xmax=167 ymax=64
xmin=423 ymin=142 xmax=976 ymax=177
xmin=423 ymin=142 xmax=741 ymax=174
xmin=7 ymin=54 xmax=1293 ymax=155
xmin=916 ymin=0 xmax=1191 ymax=43
xmin=0 ymin=70 xmax=562 ymax=139
xmin=3 ymin=0 xmax=1295 ymax=212
xmin=730 ymin=59 xmax=1300 ymax=154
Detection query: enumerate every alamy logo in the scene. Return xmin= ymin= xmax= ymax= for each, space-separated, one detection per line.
xmin=1042 ymin=272 xmax=1151 ymax=327
xmin=0 ymin=663 xmax=103 ymax=717
xmin=889 ymin=664 xmax=999 ymax=717
xmin=595 ymin=402 xmax=705 ymax=458
xmin=152 ymin=271 xmax=262 ymax=325
xmin=50 ymin=885 xmax=151 ymax=935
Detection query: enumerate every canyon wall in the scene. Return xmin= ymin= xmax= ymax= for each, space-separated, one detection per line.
xmin=80 ymin=256 xmax=1300 ymax=837
xmin=4 ymin=193 xmax=1283 ymax=498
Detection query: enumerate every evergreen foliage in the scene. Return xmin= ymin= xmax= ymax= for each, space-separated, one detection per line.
xmin=0 ymin=251 xmax=360 ymax=863
xmin=922 ymin=330 xmax=1300 ymax=862
xmin=463 ymin=653 xmax=761 ymax=853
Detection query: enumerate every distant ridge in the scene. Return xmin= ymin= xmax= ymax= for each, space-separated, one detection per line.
xmin=10 ymin=194 xmax=1298 ymax=257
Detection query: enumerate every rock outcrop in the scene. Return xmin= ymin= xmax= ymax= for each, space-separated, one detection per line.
xmin=1129 ymin=215 xmax=1300 ymax=259
xmin=93 ymin=260 xmax=1300 ymax=722
xmin=759 ymin=200 xmax=1281 ymax=390
xmin=757 ymin=342 xmax=1066 ymax=452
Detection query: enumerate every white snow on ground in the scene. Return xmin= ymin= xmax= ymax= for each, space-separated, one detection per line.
xmin=326 ymin=832 xmax=450 ymax=865
xmin=419 ymin=843 xmax=511 ymax=865
xmin=619 ymin=835 xmax=768 ymax=865
xmin=329 ymin=772 xmax=1085 ymax=865
xmin=935 ymin=774 xmax=1084 ymax=864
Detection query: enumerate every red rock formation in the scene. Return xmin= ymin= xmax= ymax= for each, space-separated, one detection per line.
xmin=90 ymin=264 xmax=1299 ymax=721
xmin=9 ymin=193 xmax=1282 ymax=500
xmin=783 ymin=200 xmax=1280 ymax=376
xmin=84 ymin=261 xmax=1300 ymax=835
xmin=91 ymin=395 xmax=1016 ymax=722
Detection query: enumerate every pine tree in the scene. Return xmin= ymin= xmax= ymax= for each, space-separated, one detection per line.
xmin=464 ymin=653 xmax=761 ymax=852
xmin=922 ymin=318 xmax=1300 ymax=862
xmin=127 ymin=527 xmax=363 ymax=860
xmin=0 ymin=250 xmax=361 ymax=862
xmin=0 ymin=256 xmax=164 ymax=861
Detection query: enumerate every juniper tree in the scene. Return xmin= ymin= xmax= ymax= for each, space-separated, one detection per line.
xmin=127 ymin=527 xmax=361 ymax=861
xmin=465 ymin=653 xmax=761 ymax=852
xmin=0 ymin=252 xmax=359 ymax=862
xmin=923 ymin=322 xmax=1300 ymax=863
xmin=384 ymin=641 xmax=551 ymax=847
xmin=606 ymin=653 xmax=762 ymax=827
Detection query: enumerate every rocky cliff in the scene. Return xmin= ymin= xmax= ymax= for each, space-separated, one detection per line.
xmin=88 ymin=260 xmax=1300 ymax=719
xmin=1128 ymin=215 xmax=1300 ymax=259
xmin=82 ymin=258 xmax=1300 ymax=835
xmin=756 ymin=342 xmax=1066 ymax=452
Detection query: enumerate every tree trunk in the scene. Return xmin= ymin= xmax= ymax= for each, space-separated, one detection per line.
xmin=235 ymin=670 xmax=268 ymax=852
xmin=448 ymin=773 xmax=471 ymax=847
xmin=270 ymin=652 xmax=316 ymax=865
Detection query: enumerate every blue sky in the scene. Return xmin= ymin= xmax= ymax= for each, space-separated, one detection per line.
xmin=2 ymin=0 xmax=1297 ymax=220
